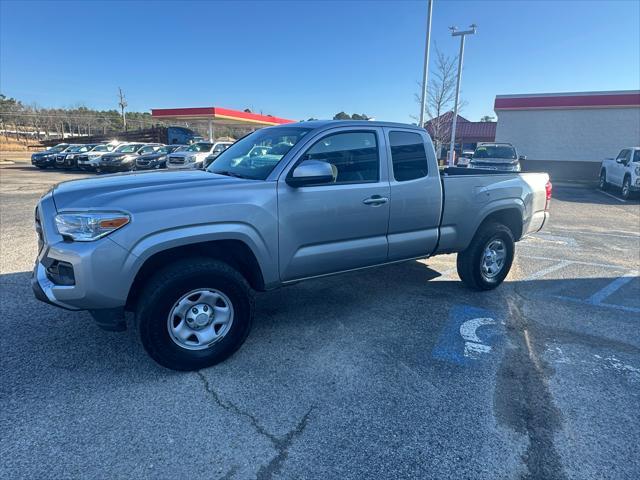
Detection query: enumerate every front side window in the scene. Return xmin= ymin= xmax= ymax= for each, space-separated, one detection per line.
xmin=389 ymin=131 xmax=428 ymax=181
xmin=139 ymin=146 xmax=158 ymax=154
xmin=616 ymin=149 xmax=629 ymax=161
xmin=301 ymin=131 xmax=379 ymax=184
xmin=208 ymin=127 xmax=312 ymax=180
xmin=633 ymin=150 xmax=640 ymax=163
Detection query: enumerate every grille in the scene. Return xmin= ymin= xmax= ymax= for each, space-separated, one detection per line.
xmin=168 ymin=156 xmax=185 ymax=165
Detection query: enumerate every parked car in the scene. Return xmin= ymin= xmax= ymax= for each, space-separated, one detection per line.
xmin=469 ymin=143 xmax=524 ymax=172
xmin=98 ymin=143 xmax=162 ymax=173
xmin=76 ymin=143 xmax=117 ymax=171
xmin=32 ymin=120 xmax=551 ymax=371
xmin=457 ymin=149 xmax=475 ymax=167
xmin=166 ymin=141 xmax=228 ymax=170
xmin=599 ymin=147 xmax=640 ymax=199
xmin=202 ymin=142 xmax=233 ymax=169
xmin=135 ymin=145 xmax=186 ymax=170
xmin=31 ymin=143 xmax=70 ymax=169
xmin=55 ymin=144 xmax=102 ymax=169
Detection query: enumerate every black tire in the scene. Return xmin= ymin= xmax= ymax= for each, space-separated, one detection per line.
xmin=35 ymin=165 xmax=46 ymax=170
xmin=621 ymin=176 xmax=631 ymax=200
xmin=456 ymin=222 xmax=515 ymax=291
xmin=599 ymin=170 xmax=608 ymax=191
xmin=136 ymin=258 xmax=254 ymax=371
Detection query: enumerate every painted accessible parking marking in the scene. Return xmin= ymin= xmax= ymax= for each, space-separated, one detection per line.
xmin=432 ymin=305 xmax=503 ymax=366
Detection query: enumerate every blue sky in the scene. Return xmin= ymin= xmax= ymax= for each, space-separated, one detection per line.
xmin=1 ymin=0 xmax=638 ymax=122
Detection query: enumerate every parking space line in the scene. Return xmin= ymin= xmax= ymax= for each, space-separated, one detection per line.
xmin=525 ymin=259 xmax=572 ymax=280
xmin=521 ymin=255 xmax=628 ymax=270
xmin=553 ymin=295 xmax=640 ymax=314
xmin=586 ymin=270 xmax=638 ymax=305
xmin=596 ymin=190 xmax=627 ymax=203
xmin=547 ymin=229 xmax=640 ymax=239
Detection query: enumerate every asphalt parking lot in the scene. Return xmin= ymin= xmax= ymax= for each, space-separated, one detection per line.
xmin=1 ymin=162 xmax=639 ymax=480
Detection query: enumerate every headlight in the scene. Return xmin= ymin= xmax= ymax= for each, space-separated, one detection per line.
xmin=54 ymin=212 xmax=130 ymax=241
xmin=635 ymin=166 xmax=640 ymax=176
xmin=188 ymin=155 xmax=196 ymax=162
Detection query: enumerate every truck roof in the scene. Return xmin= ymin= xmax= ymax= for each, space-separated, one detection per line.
xmin=274 ymin=120 xmax=425 ymax=131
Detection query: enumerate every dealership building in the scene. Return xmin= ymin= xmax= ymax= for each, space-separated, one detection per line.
xmin=494 ymin=90 xmax=640 ymax=181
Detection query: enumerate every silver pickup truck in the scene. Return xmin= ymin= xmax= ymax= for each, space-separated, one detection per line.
xmin=32 ymin=121 xmax=551 ymax=370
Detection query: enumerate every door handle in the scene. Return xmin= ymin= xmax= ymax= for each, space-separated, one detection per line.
xmin=363 ymin=195 xmax=389 ymax=206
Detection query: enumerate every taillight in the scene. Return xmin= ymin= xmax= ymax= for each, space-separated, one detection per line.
xmin=545 ymin=180 xmax=552 ymax=210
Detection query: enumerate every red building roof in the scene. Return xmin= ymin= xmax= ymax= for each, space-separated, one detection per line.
xmin=151 ymin=106 xmax=294 ymax=126
xmin=424 ymin=112 xmax=496 ymax=143
xmin=494 ymin=90 xmax=640 ymax=110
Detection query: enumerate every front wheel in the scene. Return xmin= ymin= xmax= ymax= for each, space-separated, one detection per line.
xmin=456 ymin=222 xmax=515 ymax=291
xmin=621 ymin=176 xmax=631 ymax=200
xmin=599 ymin=170 xmax=608 ymax=191
xmin=136 ymin=258 xmax=254 ymax=371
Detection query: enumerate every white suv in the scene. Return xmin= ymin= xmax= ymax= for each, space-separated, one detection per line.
xmin=167 ymin=141 xmax=232 ymax=170
xmin=599 ymin=147 xmax=640 ymax=200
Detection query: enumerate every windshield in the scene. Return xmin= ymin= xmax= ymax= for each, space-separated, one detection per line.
xmin=186 ymin=143 xmax=213 ymax=152
xmin=115 ymin=144 xmax=143 ymax=153
xmin=207 ymin=127 xmax=312 ymax=180
xmin=473 ymin=145 xmax=517 ymax=160
xmin=48 ymin=145 xmax=67 ymax=153
xmin=92 ymin=145 xmax=111 ymax=152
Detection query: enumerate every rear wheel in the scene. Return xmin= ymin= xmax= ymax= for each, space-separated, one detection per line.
xmin=457 ymin=222 xmax=515 ymax=291
xmin=621 ymin=176 xmax=631 ymax=200
xmin=136 ymin=258 xmax=253 ymax=371
xmin=599 ymin=170 xmax=608 ymax=191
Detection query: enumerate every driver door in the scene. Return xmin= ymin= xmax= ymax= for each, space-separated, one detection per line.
xmin=611 ymin=149 xmax=629 ymax=186
xmin=277 ymin=128 xmax=390 ymax=281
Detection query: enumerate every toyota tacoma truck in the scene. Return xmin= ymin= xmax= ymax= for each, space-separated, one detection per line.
xmin=32 ymin=121 xmax=551 ymax=371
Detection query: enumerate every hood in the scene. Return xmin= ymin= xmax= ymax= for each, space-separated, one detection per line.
xmin=51 ymin=170 xmax=251 ymax=211
xmin=471 ymin=157 xmax=518 ymax=164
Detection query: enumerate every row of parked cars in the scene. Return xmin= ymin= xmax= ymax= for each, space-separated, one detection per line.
xmin=31 ymin=140 xmax=233 ymax=173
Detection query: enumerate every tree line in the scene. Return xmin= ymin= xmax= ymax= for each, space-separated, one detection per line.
xmin=0 ymin=93 xmax=159 ymax=143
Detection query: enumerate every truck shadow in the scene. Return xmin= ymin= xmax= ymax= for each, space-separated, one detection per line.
xmin=3 ymin=261 xmax=637 ymax=379
xmin=552 ymin=185 xmax=640 ymax=205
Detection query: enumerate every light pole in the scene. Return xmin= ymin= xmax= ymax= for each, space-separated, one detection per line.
xmin=448 ymin=24 xmax=476 ymax=166
xmin=418 ymin=0 xmax=434 ymax=128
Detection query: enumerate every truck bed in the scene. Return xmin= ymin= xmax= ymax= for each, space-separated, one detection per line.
xmin=436 ymin=167 xmax=550 ymax=254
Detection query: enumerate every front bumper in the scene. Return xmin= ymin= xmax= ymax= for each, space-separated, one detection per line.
xmin=32 ymin=157 xmax=55 ymax=167
xmin=32 ymin=193 xmax=134 ymax=311
xmin=98 ymin=163 xmax=134 ymax=173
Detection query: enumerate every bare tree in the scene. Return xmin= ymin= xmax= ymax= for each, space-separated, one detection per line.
xmin=412 ymin=47 xmax=463 ymax=159
xmin=117 ymin=87 xmax=128 ymax=131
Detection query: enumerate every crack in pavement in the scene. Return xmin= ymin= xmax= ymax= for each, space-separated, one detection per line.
xmin=196 ymin=371 xmax=314 ymax=480
xmin=494 ymin=292 xmax=567 ymax=480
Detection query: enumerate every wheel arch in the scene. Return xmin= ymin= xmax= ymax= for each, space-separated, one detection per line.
xmin=125 ymin=239 xmax=267 ymax=311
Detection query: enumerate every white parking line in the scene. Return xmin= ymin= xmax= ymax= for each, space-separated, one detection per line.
xmin=597 ymin=189 xmax=627 ymax=203
xmin=525 ymin=260 xmax=572 ymax=280
xmin=547 ymin=229 xmax=640 ymax=239
xmin=586 ymin=270 xmax=639 ymax=305
xmin=521 ymin=255 xmax=627 ymax=270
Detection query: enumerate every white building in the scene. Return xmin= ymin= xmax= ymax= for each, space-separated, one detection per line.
xmin=494 ymin=90 xmax=640 ymax=181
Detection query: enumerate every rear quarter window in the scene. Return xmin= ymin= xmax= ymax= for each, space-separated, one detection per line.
xmin=389 ymin=131 xmax=429 ymax=182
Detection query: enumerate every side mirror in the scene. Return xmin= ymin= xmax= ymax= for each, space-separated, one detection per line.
xmin=518 ymin=155 xmax=526 ymax=161
xmin=616 ymin=158 xmax=624 ymax=164
xmin=287 ymin=160 xmax=336 ymax=187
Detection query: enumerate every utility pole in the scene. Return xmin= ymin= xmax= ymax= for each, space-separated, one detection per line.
xmin=448 ymin=24 xmax=476 ymax=166
xmin=418 ymin=0 xmax=434 ymax=128
xmin=117 ymin=87 xmax=128 ymax=131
